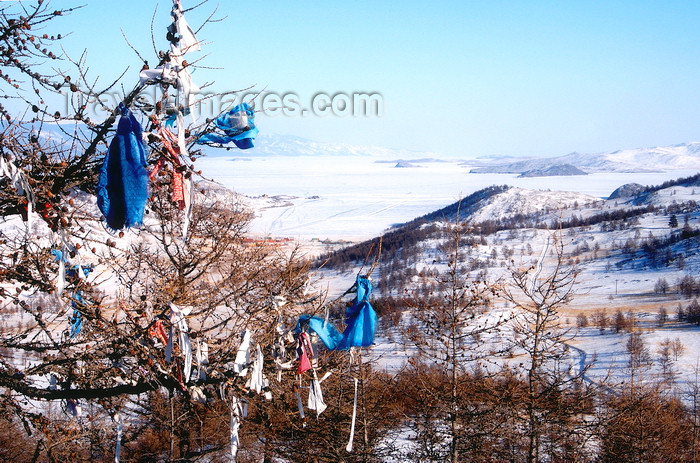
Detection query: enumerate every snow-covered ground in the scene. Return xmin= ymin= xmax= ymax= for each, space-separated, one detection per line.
xmin=198 ymin=154 xmax=698 ymax=241
xmin=229 ymin=159 xmax=699 ymax=397
xmin=6 ymin=145 xmax=700 ymax=408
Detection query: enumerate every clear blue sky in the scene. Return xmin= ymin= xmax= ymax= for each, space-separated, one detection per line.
xmin=42 ymin=1 xmax=700 ymax=157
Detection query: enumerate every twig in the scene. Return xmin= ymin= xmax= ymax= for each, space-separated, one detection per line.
xmin=195 ymin=4 xmax=226 ymax=35
xmin=150 ymin=6 xmax=159 ymax=57
xmin=366 ymin=236 xmax=382 ymax=278
xmin=121 ymin=28 xmax=147 ymax=64
xmin=183 ymin=0 xmax=209 ymax=14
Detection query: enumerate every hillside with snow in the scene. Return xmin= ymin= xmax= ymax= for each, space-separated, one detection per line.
xmin=4 ymin=142 xmax=700 ymax=461
xmin=465 ymin=187 xmax=600 ymax=223
xmin=319 ymin=172 xmax=700 ymax=396
xmin=469 ymin=142 xmax=700 ymax=174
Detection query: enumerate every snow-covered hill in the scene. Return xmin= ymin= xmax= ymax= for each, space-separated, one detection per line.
xmin=518 ymin=164 xmax=588 ymax=177
xmin=469 ymin=142 xmax=700 ymax=174
xmin=466 ymin=187 xmax=599 ymax=223
xmin=320 ymin=174 xmax=700 ymax=397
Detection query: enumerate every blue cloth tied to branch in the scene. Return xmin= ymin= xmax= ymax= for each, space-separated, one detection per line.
xmin=296 ymin=276 xmax=377 ymax=350
xmin=197 ymin=103 xmax=257 ymax=149
xmin=69 ymin=291 xmax=85 ymax=338
xmin=97 ymin=103 xmax=149 ymax=229
xmin=296 ymin=314 xmax=343 ymax=350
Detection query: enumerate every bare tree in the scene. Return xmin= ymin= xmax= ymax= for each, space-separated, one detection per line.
xmin=626 ymin=332 xmax=651 ymax=388
xmin=399 ymin=219 xmax=513 ymax=463
xmin=655 ymin=277 xmax=670 ymax=295
xmin=658 ymin=337 xmax=678 ymax=384
xmin=657 ymin=305 xmax=668 ymax=326
xmin=502 ymin=233 xmax=594 ymax=463
xmin=593 ymin=308 xmax=609 ymax=333
xmin=0 ymin=2 xmax=323 ymax=461
xmin=614 ymin=309 xmax=633 ymax=333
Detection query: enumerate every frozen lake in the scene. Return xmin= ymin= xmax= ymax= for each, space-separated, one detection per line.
xmin=197 ymin=155 xmax=698 ymax=241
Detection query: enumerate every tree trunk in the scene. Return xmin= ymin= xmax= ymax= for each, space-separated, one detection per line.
xmin=170 ymin=390 xmax=175 ymax=462
xmin=360 ymin=350 xmax=369 ymax=463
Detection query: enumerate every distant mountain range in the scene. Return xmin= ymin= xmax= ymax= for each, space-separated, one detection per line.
xmin=210 ymin=133 xmax=444 ymax=159
xmin=469 ymin=142 xmax=700 ymax=174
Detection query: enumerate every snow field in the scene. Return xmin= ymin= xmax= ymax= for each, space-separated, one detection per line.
xmin=197 ymin=155 xmax=699 ymax=241
xmin=311 ymin=175 xmax=700 ymax=399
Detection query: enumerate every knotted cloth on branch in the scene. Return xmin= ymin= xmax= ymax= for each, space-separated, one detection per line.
xmin=97 ymin=103 xmax=149 ymax=229
xmin=296 ymin=276 xmax=377 ymax=350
